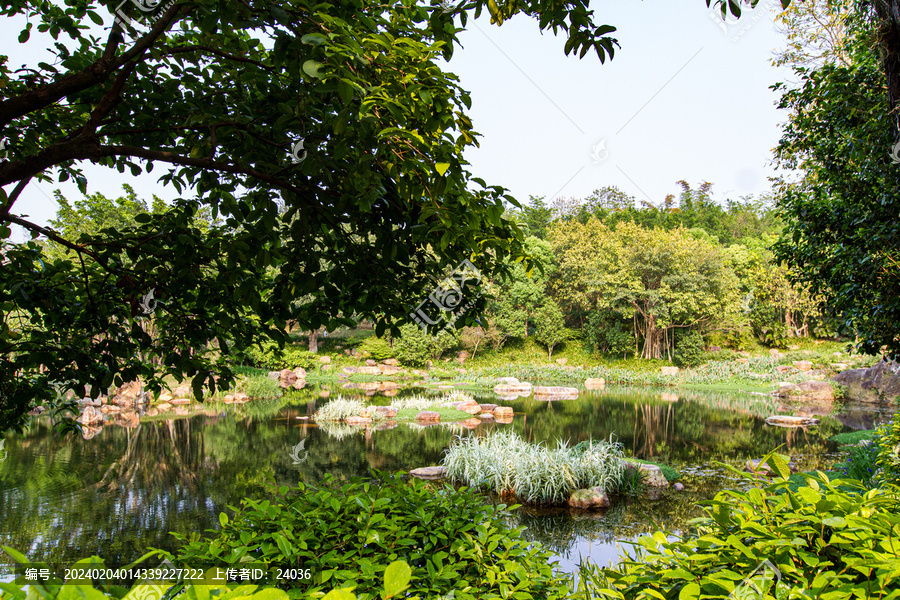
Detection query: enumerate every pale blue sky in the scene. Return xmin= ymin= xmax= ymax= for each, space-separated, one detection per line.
xmin=4 ymin=0 xmax=791 ymax=240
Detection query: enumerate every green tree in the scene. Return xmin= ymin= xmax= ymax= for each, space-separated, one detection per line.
xmin=534 ymin=300 xmax=569 ymax=359
xmin=772 ymin=1 xmax=900 ymax=357
xmin=0 ymin=0 xmax=623 ymax=432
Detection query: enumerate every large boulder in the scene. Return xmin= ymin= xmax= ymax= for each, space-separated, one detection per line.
xmin=793 ymin=360 xmax=813 ymax=372
xmin=834 ymin=360 xmax=900 ymax=404
xmin=357 ymin=366 xmax=383 ymax=375
xmin=567 ymin=486 xmax=610 ymax=509
xmin=493 ymin=383 xmax=532 ymax=395
xmin=416 ymin=410 xmax=441 ymax=422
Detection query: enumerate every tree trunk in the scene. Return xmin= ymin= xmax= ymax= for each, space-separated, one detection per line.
xmin=308 ymin=330 xmax=318 ymax=353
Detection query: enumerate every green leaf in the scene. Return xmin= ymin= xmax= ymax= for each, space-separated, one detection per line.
xmin=321 ymin=591 xmax=355 ymax=600
xmin=302 ymin=60 xmax=324 ymax=79
xmin=219 ymin=513 xmax=229 ymax=527
xmin=301 ymin=33 xmax=327 ymax=46
xmin=383 ymin=560 xmax=411 ymax=598
xmin=679 ymin=582 xmax=700 ymax=600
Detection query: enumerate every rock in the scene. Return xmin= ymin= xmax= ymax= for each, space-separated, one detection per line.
xmin=567 ymin=486 xmax=610 ymax=509
xmin=584 ymin=378 xmax=606 ymax=389
xmin=410 ymin=466 xmax=447 ymax=480
xmin=341 ymin=382 xmax=357 ymax=389
xmin=171 ymin=398 xmax=192 ymax=405
xmin=279 ymin=369 xmax=296 ymax=387
xmin=383 ymin=389 xmax=399 ymax=397
xmin=793 ymin=360 xmax=813 ymax=372
xmin=479 ymin=413 xmax=494 ymax=420
xmin=478 ymin=403 xmax=498 ymax=413
xmin=457 ymin=401 xmax=482 ymax=415
xmin=344 ymin=349 xmax=351 ymax=355
xmin=769 ymin=348 xmax=782 ymax=357
xmin=457 ymin=351 xmax=470 ymax=364
xmin=776 ymin=365 xmax=793 ymax=374
xmin=708 ymin=345 xmax=722 ymax=352
xmin=493 ymin=406 xmax=513 ymax=418
xmin=777 ymin=380 xmax=833 ymax=401
xmin=673 ymin=482 xmax=685 ymax=491
xmin=293 ymin=367 xmax=307 ymax=379
xmin=111 ymin=395 xmax=133 ymax=408
xmin=114 ymin=381 xmax=143 ymax=400
xmin=533 ymin=386 xmax=579 ymax=399
xmin=375 ymin=420 xmax=398 ymax=430
xmin=156 ymin=402 xmax=172 ymax=411
xmin=383 ymin=358 xmax=400 ymax=366
xmin=28 ymin=406 xmax=45 ymax=415
xmin=765 ymin=415 xmax=820 ymax=427
xmin=416 ymin=410 xmax=440 ymax=422
xmin=145 ymin=409 xmax=159 ymax=417
xmin=319 ymin=355 xmax=332 ymax=364
xmin=624 ymin=462 xmax=669 ymax=488
xmin=660 ymin=366 xmax=679 ymax=376
xmin=830 ymin=363 xmax=849 ymax=371
xmin=660 ymin=392 xmax=679 ymax=402
xmin=292 ymin=379 xmax=307 ymax=390
xmin=267 ymin=371 xmax=281 ymax=381
xmin=834 ymin=360 xmax=900 ymax=404
xmin=365 ymin=359 xmax=377 ymax=367
xmin=319 ymin=390 xmax=331 ymax=398
xmin=357 ymin=366 xmax=382 ymax=375
xmin=342 ymin=366 xmax=358 ymax=374
xmin=223 ymin=395 xmax=235 ymax=403
xmin=173 ymin=384 xmax=192 ymax=398
xmin=77 ymin=406 xmax=104 ymax=425
xmin=234 ymin=392 xmax=249 ymax=401
xmin=100 ymin=405 xmax=120 ymax=414
xmin=461 ymin=418 xmax=483 ymax=429
xmin=345 ymin=416 xmax=373 ymax=426
xmin=496 ymin=377 xmax=520 ymax=385
xmin=493 ymin=383 xmax=532 ymax=394
xmin=378 ymin=381 xmax=400 ymax=391
xmin=380 ymin=366 xmax=402 ymax=376
xmin=374 ymin=406 xmax=399 ymax=418
xmin=556 ymin=358 xmax=568 ymax=365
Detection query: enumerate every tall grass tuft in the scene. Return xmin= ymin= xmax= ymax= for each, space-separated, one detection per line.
xmin=314 ymin=397 xmax=368 ymax=421
xmin=442 ymin=430 xmax=627 ymax=504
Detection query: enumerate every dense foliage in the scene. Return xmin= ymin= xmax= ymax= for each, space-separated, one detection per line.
xmin=773 ymin=0 xmax=900 ymax=359
xmin=578 ymin=454 xmax=900 ymax=598
xmin=172 ymin=473 xmax=573 ymax=599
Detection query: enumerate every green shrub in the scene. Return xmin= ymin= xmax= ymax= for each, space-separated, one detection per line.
xmin=674 ymin=329 xmax=705 ymax=367
xmin=172 ymin=473 xmax=573 ymax=599
xmin=357 ymin=336 xmax=394 ymax=361
xmin=241 ymin=375 xmax=283 ymax=399
xmin=243 ymin=342 xmax=318 ymax=371
xmin=443 ymin=431 xmax=627 ymax=504
xmin=576 ymin=453 xmax=900 ymax=599
xmin=837 ymin=441 xmax=880 ymax=488
xmin=394 ymin=324 xmax=459 ymax=366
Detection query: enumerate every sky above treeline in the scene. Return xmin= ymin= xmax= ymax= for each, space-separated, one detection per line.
xmin=3 ymin=0 xmax=792 ymax=241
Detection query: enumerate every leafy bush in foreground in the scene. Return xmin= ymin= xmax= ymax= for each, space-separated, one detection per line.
xmin=576 ymin=453 xmax=900 ymax=599
xmin=443 ymin=430 xmax=626 ymax=504
xmin=172 ymin=473 xmax=572 ymax=600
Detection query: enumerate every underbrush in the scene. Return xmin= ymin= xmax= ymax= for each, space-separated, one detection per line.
xmin=442 ymin=430 xmax=627 ymax=504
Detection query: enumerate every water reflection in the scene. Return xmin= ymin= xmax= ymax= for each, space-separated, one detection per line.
xmin=0 ymin=384 xmax=889 ymax=577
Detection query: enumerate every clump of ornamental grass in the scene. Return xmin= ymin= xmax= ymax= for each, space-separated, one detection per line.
xmin=313 ymin=397 xmax=368 ymax=421
xmin=442 ymin=430 xmax=627 ymax=504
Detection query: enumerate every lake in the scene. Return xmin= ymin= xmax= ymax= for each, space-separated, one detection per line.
xmin=0 ymin=383 xmax=891 ymax=579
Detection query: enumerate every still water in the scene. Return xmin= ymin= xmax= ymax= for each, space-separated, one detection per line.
xmin=0 ymin=384 xmax=891 ymax=578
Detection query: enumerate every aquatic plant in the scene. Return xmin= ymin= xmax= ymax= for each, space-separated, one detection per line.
xmin=313 ymin=397 xmax=368 ymax=421
xmin=442 ymin=430 xmax=627 ymax=504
